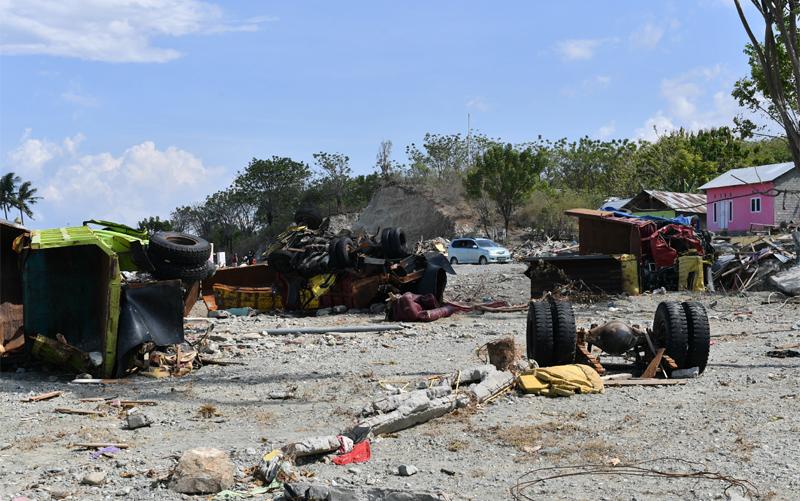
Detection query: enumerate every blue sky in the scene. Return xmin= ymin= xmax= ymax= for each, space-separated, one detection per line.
xmin=1 ymin=0 xmax=758 ymax=228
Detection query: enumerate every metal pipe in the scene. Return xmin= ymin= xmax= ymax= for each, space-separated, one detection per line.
xmin=263 ymin=324 xmax=404 ymax=335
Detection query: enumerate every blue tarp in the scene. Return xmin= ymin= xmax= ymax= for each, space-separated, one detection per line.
xmin=599 ymin=208 xmax=696 ymax=228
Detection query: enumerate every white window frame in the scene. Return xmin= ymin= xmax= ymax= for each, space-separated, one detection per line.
xmin=750 ymin=196 xmax=761 ymax=213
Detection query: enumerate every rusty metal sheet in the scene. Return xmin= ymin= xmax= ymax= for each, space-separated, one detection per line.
xmin=526 ymin=255 xmax=633 ymax=297
xmin=201 ymin=264 xmax=276 ymax=296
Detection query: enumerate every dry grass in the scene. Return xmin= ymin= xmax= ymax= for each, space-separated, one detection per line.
xmin=197 ymin=403 xmax=221 ymax=418
xmin=447 ymin=439 xmax=469 ymax=452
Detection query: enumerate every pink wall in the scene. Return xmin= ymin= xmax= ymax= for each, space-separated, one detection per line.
xmin=705 ymin=182 xmax=774 ymax=232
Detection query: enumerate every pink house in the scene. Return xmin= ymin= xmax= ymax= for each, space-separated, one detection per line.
xmin=699 ymin=162 xmax=800 ymax=233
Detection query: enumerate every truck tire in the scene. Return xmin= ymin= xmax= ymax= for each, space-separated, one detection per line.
xmin=653 ymin=301 xmax=689 ymax=370
xmin=294 ymin=208 xmax=322 ymax=230
xmin=382 ymin=227 xmax=408 ymax=259
xmin=267 ymin=249 xmax=295 ymax=274
xmin=152 ymin=259 xmax=216 ymax=282
xmin=526 ymin=301 xmax=554 ymax=366
xmin=328 ymin=237 xmax=352 ymax=270
xmin=550 ymin=300 xmax=577 ymax=365
xmin=148 ymin=231 xmax=211 ymax=265
xmin=682 ymin=301 xmax=711 ymax=374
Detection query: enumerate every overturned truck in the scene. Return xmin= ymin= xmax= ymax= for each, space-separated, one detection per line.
xmin=1 ymin=219 xmax=214 ymax=377
xmin=205 ymin=210 xmax=453 ymax=313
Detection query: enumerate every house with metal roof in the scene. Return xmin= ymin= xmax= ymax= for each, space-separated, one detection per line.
xmin=620 ymin=190 xmax=707 ymax=225
xmin=698 ymin=162 xmax=799 ymax=233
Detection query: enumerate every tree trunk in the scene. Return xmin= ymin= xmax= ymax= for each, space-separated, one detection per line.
xmin=19 ymin=206 xmax=24 ymax=224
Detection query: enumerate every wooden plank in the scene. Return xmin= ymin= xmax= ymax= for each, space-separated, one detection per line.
xmin=605 ymin=379 xmax=687 ymax=387
xmin=21 ymin=391 xmax=63 ymax=402
xmin=54 ymin=408 xmax=104 ymax=416
xmin=72 ymin=443 xmax=130 ymax=449
xmin=641 ymin=348 xmax=666 ymax=379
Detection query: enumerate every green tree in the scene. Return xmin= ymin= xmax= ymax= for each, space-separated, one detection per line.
xmin=313 ymin=152 xmax=351 ymax=214
xmin=406 ymin=132 xmax=494 ymax=178
xmin=15 ymin=181 xmax=40 ymax=224
xmin=0 ymin=172 xmax=21 ymax=220
xmin=137 ymin=216 xmax=173 ymax=235
xmin=233 ymin=156 xmax=311 ymax=231
xmin=734 ymin=0 xmax=800 ymax=165
xmin=465 ymin=143 xmax=547 ymax=236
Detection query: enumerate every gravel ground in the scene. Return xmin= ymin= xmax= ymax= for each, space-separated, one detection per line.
xmin=1 ymin=263 xmax=799 ymax=500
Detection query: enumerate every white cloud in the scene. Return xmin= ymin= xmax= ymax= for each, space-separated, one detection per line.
xmin=561 ymin=75 xmax=612 ymax=97
xmin=597 ymin=121 xmax=616 ymax=139
xmin=7 ymin=129 xmax=61 ymax=176
xmin=466 ymin=97 xmax=490 ymax=112
xmin=5 ymin=130 xmax=222 ymax=226
xmin=62 ymin=90 xmax=99 ymax=107
xmin=0 ymin=1 xmax=273 ymax=63
xmin=630 ymin=22 xmax=665 ymax=49
xmin=635 ymin=65 xmax=739 ymax=140
xmin=556 ymin=38 xmax=616 ymax=61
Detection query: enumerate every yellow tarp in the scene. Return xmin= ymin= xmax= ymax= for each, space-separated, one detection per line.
xmin=518 ymin=364 xmax=604 ymax=397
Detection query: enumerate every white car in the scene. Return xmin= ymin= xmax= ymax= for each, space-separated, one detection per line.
xmin=447 ymin=238 xmax=511 ymax=264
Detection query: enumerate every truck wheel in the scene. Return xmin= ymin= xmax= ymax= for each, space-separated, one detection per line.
xmin=294 ymin=208 xmax=322 ymax=230
xmin=381 ymin=227 xmax=408 ymax=259
xmin=152 ymin=259 xmax=216 ymax=282
xmin=653 ymin=301 xmax=689 ymax=370
xmin=682 ymin=301 xmax=710 ymax=374
xmin=526 ymin=301 xmax=554 ymax=366
xmin=550 ymin=300 xmax=577 ymax=365
xmin=328 ymin=237 xmax=352 ymax=270
xmin=267 ymin=249 xmax=295 ymax=274
xmin=148 ymin=231 xmax=211 ymax=265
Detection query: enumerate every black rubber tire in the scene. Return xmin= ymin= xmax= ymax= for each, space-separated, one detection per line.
xmin=550 ymin=300 xmax=577 ymax=365
xmin=267 ymin=249 xmax=295 ymax=274
xmin=148 ymin=231 xmax=211 ymax=265
xmin=328 ymin=237 xmax=352 ymax=270
xmin=294 ymin=208 xmax=322 ymax=230
xmin=382 ymin=227 xmax=408 ymax=258
xmin=478 ymin=256 xmax=488 ymax=265
xmin=526 ymin=301 xmax=554 ymax=366
xmin=152 ymin=259 xmax=216 ymax=281
xmin=682 ymin=301 xmax=711 ymax=374
xmin=449 ymin=257 xmax=458 ymax=265
xmin=653 ymin=301 xmax=689 ymax=369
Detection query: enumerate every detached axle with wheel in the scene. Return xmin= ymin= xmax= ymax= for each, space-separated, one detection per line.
xmin=526 ymin=298 xmax=711 ymax=376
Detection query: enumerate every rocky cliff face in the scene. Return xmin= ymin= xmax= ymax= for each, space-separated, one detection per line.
xmin=354 ymin=186 xmax=476 ymax=242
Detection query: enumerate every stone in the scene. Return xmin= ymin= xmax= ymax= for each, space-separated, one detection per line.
xmin=126 ymin=413 xmax=152 ymax=430
xmin=332 ymin=305 xmax=348 ymax=314
xmin=169 ymin=447 xmax=235 ymax=494
xmin=315 ymin=308 xmax=333 ymax=317
xmin=398 ymin=464 xmax=418 ymax=476
xmin=47 ymin=488 xmax=70 ymax=499
xmin=81 ymin=471 xmax=106 ymax=486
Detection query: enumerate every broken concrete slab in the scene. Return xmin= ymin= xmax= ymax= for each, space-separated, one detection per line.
xmin=351 ymin=394 xmax=468 ymax=440
xmin=469 ymin=369 xmax=515 ymax=403
xmin=282 ymin=435 xmax=341 ymax=458
xmin=170 ymin=447 xmax=235 ymax=494
xmin=768 ymin=265 xmax=800 ymax=296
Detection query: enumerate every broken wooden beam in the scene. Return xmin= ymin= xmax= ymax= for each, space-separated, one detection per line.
xmin=54 ymin=408 xmax=104 ymax=416
xmin=21 ymin=391 xmax=63 ymax=402
xmin=641 ymin=348 xmax=666 ymax=379
xmin=604 ymin=379 xmax=687 ymax=387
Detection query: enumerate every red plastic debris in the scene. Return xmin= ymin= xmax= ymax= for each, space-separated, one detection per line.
xmin=333 ymin=440 xmax=371 ymax=465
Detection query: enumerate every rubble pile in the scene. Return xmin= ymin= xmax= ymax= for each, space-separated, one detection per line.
xmin=712 ymin=232 xmax=799 ymax=294
xmin=413 ymin=236 xmax=450 ymax=255
xmin=509 ymin=237 xmax=577 ymax=261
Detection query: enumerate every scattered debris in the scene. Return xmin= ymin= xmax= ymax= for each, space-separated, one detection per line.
xmin=398 ymin=464 xmax=418 ymax=476
xmin=81 ymin=471 xmax=107 ymax=486
xmin=170 ymin=447 xmax=235 ymax=495
xmin=21 ymin=390 xmax=63 ymax=402
xmin=518 ymin=364 xmax=604 ymax=397
xmin=766 ymin=349 xmax=800 ymax=358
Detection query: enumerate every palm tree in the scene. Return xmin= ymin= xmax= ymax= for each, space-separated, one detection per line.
xmin=0 ymin=172 xmax=21 ymax=220
xmin=15 ymin=180 xmax=40 ymax=224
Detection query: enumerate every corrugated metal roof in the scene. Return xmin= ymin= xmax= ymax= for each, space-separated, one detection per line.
xmin=598 ymin=197 xmax=632 ymax=210
xmin=641 ymin=190 xmax=707 ymax=214
xmin=698 ymin=162 xmax=794 ymax=190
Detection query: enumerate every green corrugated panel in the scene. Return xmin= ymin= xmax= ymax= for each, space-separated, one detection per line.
xmin=31 ymin=226 xmax=114 ymax=255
